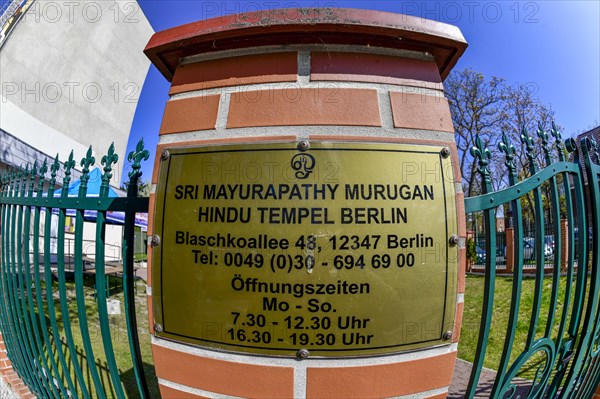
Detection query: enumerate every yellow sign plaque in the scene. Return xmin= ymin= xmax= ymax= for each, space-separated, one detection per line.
xmin=153 ymin=142 xmax=458 ymax=357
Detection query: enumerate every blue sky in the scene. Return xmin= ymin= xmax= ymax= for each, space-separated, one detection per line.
xmin=125 ymin=1 xmax=600 ymax=183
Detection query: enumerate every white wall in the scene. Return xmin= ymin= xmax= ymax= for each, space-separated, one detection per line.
xmin=0 ymin=0 xmax=154 ymax=183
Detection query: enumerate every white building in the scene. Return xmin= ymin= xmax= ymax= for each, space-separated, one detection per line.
xmin=0 ymin=0 xmax=154 ymax=261
xmin=0 ymin=0 xmax=153 ymax=184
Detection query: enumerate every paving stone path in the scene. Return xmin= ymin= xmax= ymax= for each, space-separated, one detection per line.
xmin=449 ymin=359 xmax=534 ymax=398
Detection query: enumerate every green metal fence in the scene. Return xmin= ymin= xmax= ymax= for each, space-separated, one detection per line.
xmin=464 ymin=124 xmax=600 ymax=398
xmin=0 ymin=140 xmax=150 ymax=398
xmin=1 ymin=128 xmax=600 ymax=398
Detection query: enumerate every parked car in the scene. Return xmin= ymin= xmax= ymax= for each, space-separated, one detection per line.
xmin=494 ymin=240 xmax=534 ymax=259
xmin=476 ymin=246 xmax=486 ymax=264
xmin=523 ymin=237 xmax=553 ymax=258
xmin=574 ymin=227 xmax=593 ymax=245
xmin=544 ymin=235 xmax=555 ymax=255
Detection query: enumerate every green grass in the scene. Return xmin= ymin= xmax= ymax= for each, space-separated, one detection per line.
xmin=459 ymin=273 xmax=587 ymax=380
xmin=34 ymin=272 xmax=160 ymax=398
xmin=18 ymin=267 xmax=590 ymax=395
xmin=133 ymin=254 xmax=147 ymax=262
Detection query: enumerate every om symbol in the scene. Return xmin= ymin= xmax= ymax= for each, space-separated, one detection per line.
xmin=291 ymin=153 xmax=316 ymax=180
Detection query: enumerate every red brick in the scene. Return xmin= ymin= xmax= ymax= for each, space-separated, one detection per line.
xmin=146 ymin=243 xmax=154 ymax=335
xmin=171 ymin=52 xmax=298 ymax=94
xmin=159 ymin=95 xmax=220 ymax=135
xmin=311 ymin=52 xmax=442 ymax=86
xmin=227 ymin=88 xmax=381 ymax=128
xmin=147 ymin=193 xmax=155 ymax=236
xmin=152 ymin=344 xmax=294 ymax=398
xmin=456 ymin=192 xmax=466 ymax=237
xmin=159 ymin=384 xmax=210 ymax=399
xmin=306 ymin=352 xmax=456 ymax=398
xmin=448 ymin=142 xmax=462 ymax=183
xmin=390 ymin=92 xmax=454 ymax=132
xmin=453 ymin=301 xmax=464 ymax=343
xmin=457 ymin=247 xmax=466 ymax=295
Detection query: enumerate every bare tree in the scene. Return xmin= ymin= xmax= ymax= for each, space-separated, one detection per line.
xmin=445 ymin=68 xmax=507 ymax=196
xmin=501 ymin=83 xmax=559 ymax=225
xmin=121 ymin=179 xmax=151 ymax=197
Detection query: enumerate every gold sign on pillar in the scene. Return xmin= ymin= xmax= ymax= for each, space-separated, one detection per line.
xmin=152 ymin=141 xmax=458 ymax=357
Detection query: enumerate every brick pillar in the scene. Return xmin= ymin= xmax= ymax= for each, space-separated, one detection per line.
xmin=0 ymin=332 xmax=34 ymax=399
xmin=560 ymin=219 xmax=569 ymax=273
xmin=144 ymin=8 xmax=467 ymax=398
xmin=505 ymin=227 xmax=514 ymax=274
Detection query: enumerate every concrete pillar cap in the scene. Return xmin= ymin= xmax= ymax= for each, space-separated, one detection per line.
xmin=145 ymin=8 xmax=467 ymax=81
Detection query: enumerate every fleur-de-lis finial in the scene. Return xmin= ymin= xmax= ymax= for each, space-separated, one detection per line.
xmin=498 ymin=132 xmax=517 ymax=175
xmin=537 ymin=122 xmax=552 ymax=164
xmin=80 ymin=146 xmax=95 ymax=190
xmin=98 ymin=143 xmax=119 ymax=198
xmin=20 ymin=164 xmax=30 ymax=196
xmin=37 ymin=159 xmax=48 ymax=195
xmin=101 ymin=143 xmax=119 ymax=188
xmin=62 ymin=151 xmax=75 ymax=184
xmin=127 ymin=139 xmax=150 ymax=183
xmin=537 ymin=122 xmax=549 ymax=144
xmin=550 ymin=122 xmax=566 ymax=161
xmin=470 ymin=135 xmax=492 ymax=182
xmin=9 ymin=170 xmax=16 ymax=195
xmin=28 ymin=161 xmax=38 ymax=196
xmin=15 ymin=165 xmax=24 ymax=195
xmin=2 ymin=173 xmax=9 ymax=194
xmin=49 ymin=154 xmax=61 ymax=188
xmin=520 ymin=126 xmax=536 ymax=163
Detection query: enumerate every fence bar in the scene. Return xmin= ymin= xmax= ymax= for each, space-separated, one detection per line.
xmin=56 ymin=160 xmax=91 ymax=399
xmin=578 ymin=342 xmax=600 ymax=398
xmin=1 ymin=140 xmax=151 ymax=397
xmin=559 ymin=137 xmax=599 ymax=398
xmin=0 ymin=175 xmax=27 ymax=389
xmin=0 ymin=178 xmax=17 ymax=379
xmin=490 ymin=133 xmax=525 ymax=397
xmin=6 ymin=172 xmax=28 ymax=387
xmin=15 ymin=168 xmax=48 ymax=397
xmin=465 ymin=136 xmax=497 ymax=398
xmin=32 ymin=161 xmax=70 ymax=398
xmin=9 ymin=170 xmax=41 ymax=394
xmin=582 ymin=357 xmax=600 ymax=398
xmin=522 ymin=127 xmax=547 ymax=349
xmin=94 ymin=143 xmax=127 ymax=398
xmin=44 ymin=159 xmax=79 ymax=397
xmin=548 ymin=127 xmax=578 ymax=397
xmin=23 ymin=163 xmax=60 ymax=398
xmin=123 ymin=140 xmax=151 ymax=398
xmin=556 ymin=141 xmax=590 ymax=397
xmin=73 ymin=147 xmax=106 ymax=398
xmin=538 ymin=125 xmax=562 ymax=338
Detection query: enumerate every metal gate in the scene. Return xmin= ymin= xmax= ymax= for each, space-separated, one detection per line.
xmin=1 ymin=129 xmax=599 ymax=398
xmin=463 ymin=124 xmax=600 ymax=398
xmin=0 ymin=140 xmax=151 ymax=398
